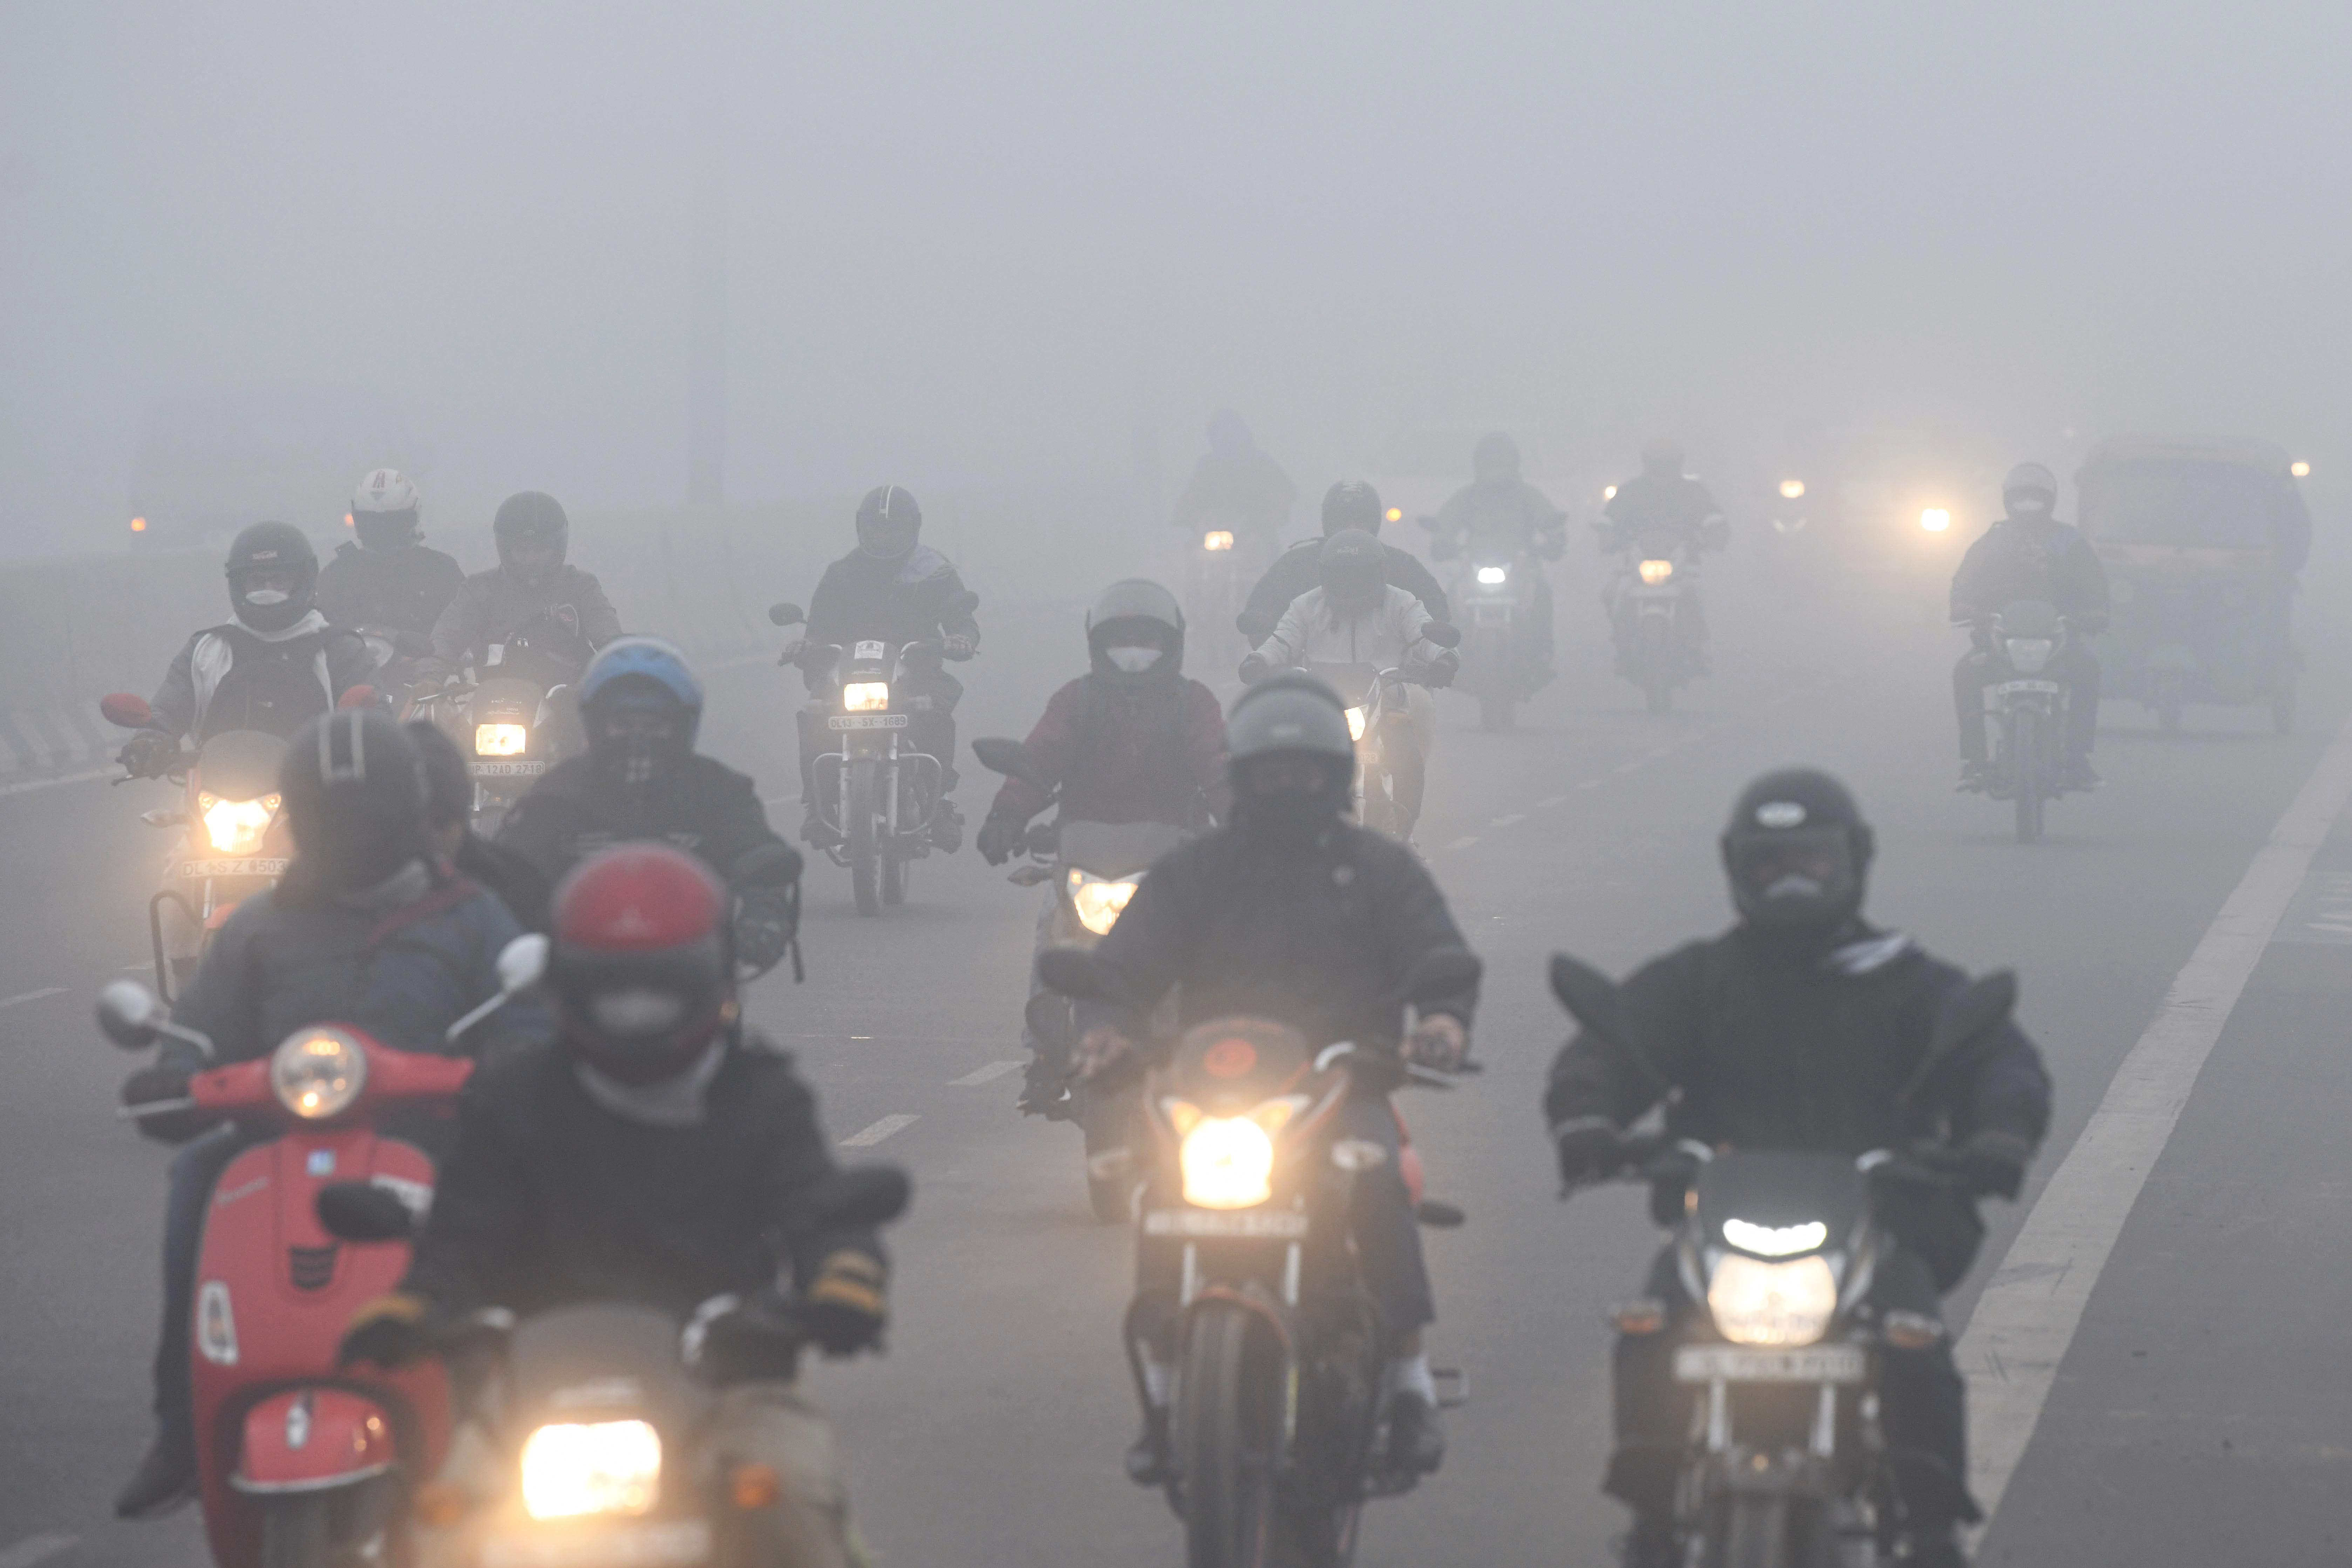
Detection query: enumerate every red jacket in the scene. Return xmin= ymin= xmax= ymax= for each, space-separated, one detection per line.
xmin=991 ymin=673 xmax=1225 ymax=826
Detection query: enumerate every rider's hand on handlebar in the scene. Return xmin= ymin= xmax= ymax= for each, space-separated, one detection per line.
xmin=804 ymin=1251 xmax=890 ymax=1358
xmin=976 ymin=812 xmax=1025 ymax=866
xmin=1553 ymin=1119 xmax=1626 ymax=1192
xmin=1237 ymin=652 xmax=1271 ymax=685
xmin=940 ymin=633 xmax=978 ymax=662
xmin=1404 ymin=1014 xmax=1468 ymax=1072
xmin=119 ymin=730 xmax=176 ymax=778
xmin=735 ymin=899 xmax=794 ymax=974
xmin=1076 ymin=1024 xmax=1138 ymax=1082
xmin=337 ymin=1293 xmax=434 ymax=1370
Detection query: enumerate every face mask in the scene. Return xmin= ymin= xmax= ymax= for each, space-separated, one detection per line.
xmin=242 ymin=588 xmax=290 ymax=606
xmin=1106 ymin=645 xmax=1162 ymax=674
xmin=1728 ymin=827 xmax=1861 ymax=936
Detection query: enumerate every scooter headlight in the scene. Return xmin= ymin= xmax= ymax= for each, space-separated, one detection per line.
xmin=1066 ymin=868 xmax=1142 ymax=936
xmin=1345 ymin=707 xmax=1368 ymax=742
xmin=842 ymin=682 xmax=890 ymax=713
xmin=520 ymin=1420 xmax=661 ymax=1519
xmin=198 ymin=791 xmax=278 ymax=854
xmin=1179 ymin=1114 xmax=1278 ymax=1209
xmin=1639 ymin=558 xmax=1675 ymax=586
xmin=1705 ymin=1252 xmax=1837 ymax=1347
xmin=270 ymin=1027 xmax=368 ymax=1120
xmin=1475 ymin=565 xmax=1509 ymax=586
xmin=1202 ymin=530 xmax=1235 ymax=552
xmin=1779 ymin=479 xmax=1806 ymax=500
xmin=474 ymin=722 xmax=529 ymax=757
xmin=2005 ymin=638 xmax=2055 ymax=675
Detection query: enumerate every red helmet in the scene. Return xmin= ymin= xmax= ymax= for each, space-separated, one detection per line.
xmin=548 ymin=844 xmax=736 ymax=1082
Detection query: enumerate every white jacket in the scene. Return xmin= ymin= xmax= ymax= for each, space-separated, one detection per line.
xmin=1256 ymin=584 xmax=1441 ymax=670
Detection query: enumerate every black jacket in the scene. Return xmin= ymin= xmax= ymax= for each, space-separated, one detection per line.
xmin=317 ymin=542 xmax=466 ymax=643
xmin=497 ymin=752 xmax=801 ymax=898
xmin=1949 ymin=517 xmax=2111 ymax=631
xmin=1436 ymin=478 xmax=1569 ymax=559
xmin=1238 ymin=540 xmax=1452 ymax=643
xmin=1170 ymin=448 xmax=1298 ymax=535
xmin=803 ymin=545 xmax=980 ymax=652
xmin=453 ymin=833 xmax=553 ymax=934
xmin=148 ymin=615 xmax=378 ymax=746
xmin=1602 ymin=473 xmax=1724 ymax=553
xmin=401 ymin=1031 xmax=879 ymax=1320
xmin=426 ymin=565 xmax=622 ymax=680
xmin=1085 ymin=818 xmax=1479 ymax=1057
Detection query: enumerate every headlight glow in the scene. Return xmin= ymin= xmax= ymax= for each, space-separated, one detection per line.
xmin=1779 ymin=479 xmax=1806 ymax=500
xmin=1475 ymin=565 xmax=1509 ymax=586
xmin=1066 ymin=869 xmax=1142 ymax=936
xmin=1603 ymin=485 xmax=1618 ymax=500
xmin=842 ymin=682 xmax=890 ymax=713
xmin=520 ymin=1420 xmax=661 ymax=1520
xmin=1345 ymin=707 xmax=1368 ymax=742
xmin=199 ymin=792 xmax=277 ymax=855
xmin=1384 ymin=507 xmax=1402 ymax=524
xmin=1180 ymin=1116 xmax=1277 ymax=1209
xmin=1706 ymin=1253 xmax=1837 ymax=1346
xmin=474 ymin=722 xmax=529 ymax=757
xmin=1722 ymin=1218 xmax=1827 ymax=1257
xmin=2005 ymin=638 xmax=2055 ymax=674
xmin=1920 ymin=507 xmax=1952 ymax=533
xmin=1203 ymin=530 xmax=1235 ymax=552
xmin=1638 ymin=558 xmax=1675 ymax=586
xmin=270 ymin=1028 xmax=367 ymax=1120
xmin=2292 ymin=461 xmax=2311 ymax=478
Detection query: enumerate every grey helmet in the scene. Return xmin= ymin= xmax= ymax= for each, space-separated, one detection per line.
xmin=2001 ymin=462 xmax=2058 ymax=517
xmin=1086 ymin=578 xmax=1186 ymax=680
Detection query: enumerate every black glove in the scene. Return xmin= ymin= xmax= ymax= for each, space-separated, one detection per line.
xmin=1951 ymin=1131 xmax=2031 ymax=1200
xmin=1237 ymin=653 xmax=1271 ymax=685
xmin=688 ymin=1293 xmax=806 ymax=1381
xmin=1553 ymin=1119 xmax=1624 ymax=1191
xmin=119 ymin=730 xmax=177 ymax=777
xmin=803 ymin=1250 xmax=888 ymax=1357
xmin=976 ymin=812 xmax=1025 ymax=866
xmin=337 ymin=1293 xmax=434 ymax=1369
xmin=121 ymin=1063 xmax=210 ymax=1145
xmin=735 ymin=897 xmax=794 ymax=974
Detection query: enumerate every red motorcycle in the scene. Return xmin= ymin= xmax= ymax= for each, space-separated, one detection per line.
xmin=102 ymin=935 xmax=545 ymax=1566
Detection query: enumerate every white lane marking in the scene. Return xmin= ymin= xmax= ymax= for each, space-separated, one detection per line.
xmin=0 ymin=987 xmax=66 ymax=1011
xmin=0 ymin=766 xmax=115 ymax=799
xmin=1960 ymin=713 xmax=2352 ymax=1526
xmin=1536 ymin=793 xmax=1567 ymax=808
xmin=950 ymin=1060 xmax=1024 ymax=1085
xmin=0 ymin=1535 xmax=75 ymax=1568
xmin=1490 ymin=813 xmax=1525 ymax=826
xmin=119 ymin=961 xmax=154 ymax=973
xmin=1576 ymin=778 xmax=1601 ymax=790
xmin=1444 ymin=835 xmax=1479 ymax=850
xmin=840 ymin=1114 xmax=919 ymax=1147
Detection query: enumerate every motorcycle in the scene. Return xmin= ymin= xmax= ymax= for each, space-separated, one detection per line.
xmin=1963 ymin=599 xmax=2075 ymax=844
xmin=1184 ymin=510 xmax=1256 ymax=680
xmin=314 ymin=1166 xmax=911 ymax=1568
xmin=355 ymin=626 xmax=436 ymax=712
xmin=770 ymin=597 xmax=977 ymax=918
xmin=973 ymin=735 xmax=1191 ymax=1222
xmin=1608 ymin=544 xmax=1703 ymax=714
xmin=1420 ymin=517 xmax=1531 ymax=731
xmin=101 ymin=933 xmax=547 ymax=1567
xmin=409 ymin=607 xmax=595 ymax=834
xmin=1297 ymin=640 xmax=1457 ymax=845
xmin=1039 ymin=946 xmax=1479 ymax=1568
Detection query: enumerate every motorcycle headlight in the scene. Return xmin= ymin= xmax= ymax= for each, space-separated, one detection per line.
xmin=1920 ymin=507 xmax=1952 ymax=533
xmin=198 ymin=791 xmax=277 ymax=855
xmin=1639 ymin=558 xmax=1675 ymax=585
xmin=1705 ymin=1252 xmax=1838 ymax=1347
xmin=474 ymin=722 xmax=529 ymax=757
xmin=1345 ymin=707 xmax=1368 ymax=742
xmin=1779 ymin=479 xmax=1806 ymax=500
xmin=520 ymin=1420 xmax=661 ymax=1520
xmin=1179 ymin=1114 xmax=1278 ymax=1210
xmin=270 ymin=1027 xmax=368 ymax=1120
xmin=1066 ymin=868 xmax=1142 ymax=936
xmin=842 ymin=681 xmax=890 ymax=713
xmin=1475 ymin=565 xmax=1509 ymax=586
xmin=1203 ymin=530 xmax=1235 ymax=552
xmin=2005 ymin=638 xmax=2055 ymax=674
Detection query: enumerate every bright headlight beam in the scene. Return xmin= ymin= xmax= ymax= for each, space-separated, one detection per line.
xmin=1203 ymin=530 xmax=1235 ymax=552
xmin=474 ymin=722 xmax=528 ymax=757
xmin=520 ymin=1420 xmax=661 ymax=1519
xmin=842 ymin=682 xmax=890 ymax=713
xmin=1068 ymin=872 xmax=1141 ymax=936
xmin=1920 ymin=507 xmax=1952 ymax=533
xmin=1180 ymin=1116 xmax=1275 ymax=1209
xmin=1779 ymin=479 xmax=1806 ymax=500
xmin=200 ymin=793 xmax=276 ymax=855
xmin=1475 ymin=566 xmax=1508 ymax=586
xmin=1638 ymin=559 xmax=1675 ymax=586
xmin=1706 ymin=1253 xmax=1837 ymax=1347
xmin=1345 ymin=707 xmax=1368 ymax=742
xmin=1722 ymin=1218 xmax=1827 ymax=1256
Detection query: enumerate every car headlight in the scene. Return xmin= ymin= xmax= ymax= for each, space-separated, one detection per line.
xmin=1066 ymin=868 xmax=1142 ymax=936
xmin=2005 ymin=638 xmax=2055 ymax=674
xmin=1639 ymin=558 xmax=1675 ymax=585
xmin=270 ymin=1027 xmax=367 ymax=1120
xmin=1178 ymin=1113 xmax=1280 ymax=1209
xmin=1345 ymin=707 xmax=1368 ymax=742
xmin=520 ymin=1420 xmax=661 ymax=1520
xmin=198 ymin=791 xmax=277 ymax=855
xmin=842 ymin=681 xmax=890 ymax=713
xmin=1919 ymin=507 xmax=1952 ymax=533
xmin=474 ymin=722 xmax=529 ymax=757
xmin=1705 ymin=1253 xmax=1837 ymax=1347
xmin=1203 ymin=530 xmax=1235 ymax=552
xmin=1475 ymin=565 xmax=1509 ymax=586
xmin=1779 ymin=479 xmax=1806 ymax=500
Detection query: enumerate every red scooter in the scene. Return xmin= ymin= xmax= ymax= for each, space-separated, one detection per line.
xmin=103 ymin=933 xmax=546 ymax=1566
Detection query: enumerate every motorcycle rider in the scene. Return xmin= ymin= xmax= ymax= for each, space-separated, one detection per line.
xmin=314 ymin=469 xmax=465 ymax=660
xmin=787 ymin=484 xmax=980 ymax=852
xmin=1074 ymin=675 xmax=1481 ymax=1480
xmin=113 ymin=708 xmax=550 ymax=1519
xmin=422 ymin=490 xmax=621 ymax=687
xmin=1241 ymin=529 xmax=1457 ymax=843
xmin=1169 ymin=408 xmax=1299 ymax=552
xmin=117 ymin=521 xmax=378 ymax=777
xmin=409 ymin=718 xmax=553 ymax=933
xmin=1545 ymin=769 xmax=2052 ymax=1568
xmin=1236 ymin=479 xmax=1452 ymax=643
xmin=498 ymin=636 xmax=802 ymax=975
xmin=1600 ymin=437 xmax=1728 ymax=668
xmin=1951 ymin=462 xmax=2110 ymax=792
xmin=1427 ymin=432 xmax=1568 ymax=693
xmin=338 ymin=843 xmax=890 ymax=1568
xmin=976 ymin=580 xmax=1228 ymax=1110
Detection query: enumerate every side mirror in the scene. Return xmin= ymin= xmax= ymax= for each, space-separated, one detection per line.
xmin=1037 ymin=946 xmax=1110 ymax=1001
xmin=337 ymin=684 xmax=378 ymax=711
xmin=496 ymin=933 xmax=549 ymax=994
xmin=316 ymin=1181 xmax=416 ymax=1243
xmin=801 ymin=1165 xmax=912 ymax=1232
xmin=100 ymin=693 xmax=154 ymax=729
xmin=1421 ymin=621 xmax=1463 ymax=650
xmin=768 ymin=603 xmax=806 ymax=628
xmin=97 ymin=979 xmax=166 ymax=1049
xmin=1403 ymin=946 xmax=1481 ymax=1005
xmin=971 ymin=737 xmax=1052 ymax=796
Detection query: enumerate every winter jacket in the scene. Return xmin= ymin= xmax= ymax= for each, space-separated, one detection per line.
xmin=1255 ymin=584 xmax=1446 ymax=672
xmin=1170 ymin=448 xmax=1299 ymax=535
xmin=317 ymin=542 xmax=466 ymax=643
xmin=1949 ymin=518 xmax=2112 ymax=631
xmin=498 ymin=752 xmax=801 ymax=897
xmin=988 ymin=673 xmax=1225 ymax=826
xmin=1602 ymin=473 xmax=1724 ymax=554
xmin=426 ymin=565 xmax=621 ymax=679
xmin=147 ymin=612 xmax=377 ymax=746
xmin=1239 ymin=540 xmax=1450 ymax=643
xmin=1436 ymin=478 xmax=1569 ymax=559
xmin=801 ymin=545 xmax=980 ymax=655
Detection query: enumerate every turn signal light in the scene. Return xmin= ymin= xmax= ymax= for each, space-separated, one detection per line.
xmin=729 ymin=1462 xmax=783 ymax=1510
xmin=413 ymin=1480 xmax=468 ymax=1526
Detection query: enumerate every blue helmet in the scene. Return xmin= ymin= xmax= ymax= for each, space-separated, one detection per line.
xmin=581 ymin=636 xmax=705 ymax=749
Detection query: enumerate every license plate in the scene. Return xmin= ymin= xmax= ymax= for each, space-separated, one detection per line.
xmin=828 ymin=714 xmax=909 ymax=731
xmin=1143 ymin=1208 xmax=1310 ymax=1239
xmin=1674 ymin=1344 xmax=1865 ymax=1384
xmin=470 ymin=760 xmax=548 ymax=778
xmin=1992 ymin=680 xmax=2061 ymax=696
xmin=177 ymin=858 xmax=288 ymax=879
xmin=479 ymin=1520 xmax=713 ymax=1568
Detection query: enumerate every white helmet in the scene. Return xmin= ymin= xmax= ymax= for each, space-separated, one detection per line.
xmin=350 ymin=468 xmax=422 ymax=546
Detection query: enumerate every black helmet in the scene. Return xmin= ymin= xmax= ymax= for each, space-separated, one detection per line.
xmin=1474 ymin=432 xmax=1522 ymax=485
xmin=493 ymin=492 xmax=570 ymax=586
xmin=855 ymin=484 xmax=922 ymax=561
xmin=224 ymin=521 xmax=319 ymax=634
xmin=2001 ymin=462 xmax=2058 ymax=517
xmin=1640 ymin=436 xmax=1684 ymax=478
xmin=1086 ymin=578 xmax=1185 ymax=681
xmin=549 ymin=844 xmax=737 ymax=1085
xmin=406 ymin=719 xmax=471 ymax=832
xmin=280 ymin=709 xmax=429 ymax=893
xmin=1321 ymin=480 xmax=1386 ymax=537
xmin=1225 ymin=674 xmax=1355 ymax=838
xmin=1720 ymin=768 xmax=1874 ymax=942
xmin=1318 ymin=529 xmax=1387 ymax=614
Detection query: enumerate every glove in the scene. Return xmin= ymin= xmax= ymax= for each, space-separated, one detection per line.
xmin=735 ymin=898 xmax=794 ymax=974
xmin=1076 ymin=1024 xmax=1138 ymax=1083
xmin=1951 ymin=1130 xmax=2031 ymax=1200
xmin=119 ymin=730 xmax=177 ymax=778
xmin=1553 ymin=1119 xmax=1625 ymax=1192
xmin=338 ymin=1293 xmax=433 ymax=1369
xmin=1420 ymin=650 xmax=1461 ymax=689
xmin=976 ymin=812 xmax=1026 ymax=866
xmin=940 ymin=634 xmax=978 ymax=661
xmin=1404 ymin=1014 xmax=1467 ymax=1072
xmin=1237 ymin=653 xmax=1271 ymax=685
xmin=803 ymin=1251 xmax=888 ymax=1357
xmin=686 ymin=1292 xmax=804 ymax=1380
xmin=121 ymin=1063 xmax=209 ymax=1145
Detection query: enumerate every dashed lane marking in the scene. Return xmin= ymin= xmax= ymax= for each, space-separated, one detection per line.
xmin=1444 ymin=836 xmax=1479 ymax=851
xmin=0 ymin=1535 xmax=75 ymax=1568
xmin=950 ymin=1061 xmax=1024 ymax=1085
xmin=0 ymin=987 xmax=66 ymax=1012
xmin=0 ymin=766 xmax=114 ymax=799
xmin=1490 ymin=813 xmax=1525 ymax=827
xmin=1535 ymin=794 xmax=1568 ymax=808
xmin=840 ymin=1114 xmax=920 ymax=1147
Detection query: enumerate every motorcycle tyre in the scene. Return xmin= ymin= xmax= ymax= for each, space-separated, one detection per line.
xmin=882 ymin=846 xmax=909 ymax=907
xmin=1718 ymin=1491 xmax=1790 ymax=1568
xmin=2011 ymin=713 xmax=2045 ymax=845
xmin=1180 ymin=1301 xmax=1280 ymax=1568
xmin=1638 ymin=618 xmax=1675 ymax=715
xmin=845 ymin=759 xmax=883 ymax=917
xmin=259 ymin=1491 xmax=335 ymax=1568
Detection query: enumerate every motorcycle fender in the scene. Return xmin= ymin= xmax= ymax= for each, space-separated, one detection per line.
xmin=231 ymin=1387 xmax=396 ymax=1493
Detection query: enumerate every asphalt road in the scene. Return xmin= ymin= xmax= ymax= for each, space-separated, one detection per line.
xmin=3 ymin=538 xmax=2348 ymax=1565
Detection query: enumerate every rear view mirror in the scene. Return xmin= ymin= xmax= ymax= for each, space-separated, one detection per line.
xmin=337 ymin=684 xmax=378 ymax=710
xmin=1421 ymin=622 xmax=1462 ymax=649
xmin=496 ymin=933 xmax=549 ymax=994
xmin=1403 ymin=947 xmax=1481 ymax=1005
xmin=316 ymin=1181 xmax=416 ymax=1243
xmin=97 ymin=980 xmax=165 ymax=1049
xmin=100 ymin=693 xmax=154 ymax=729
xmin=803 ymin=1166 xmax=911 ymax=1231
xmin=1037 ymin=946 xmax=1110 ymax=1001
xmin=768 ymin=603 xmax=806 ymax=628
xmin=971 ymin=737 xmax=1052 ymax=796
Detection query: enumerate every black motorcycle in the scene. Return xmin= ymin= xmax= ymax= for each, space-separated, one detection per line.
xmin=1962 ymin=598 xmax=2075 ymax=844
xmin=410 ymin=606 xmax=596 ymax=833
xmin=1609 ymin=543 xmax=1703 ymax=714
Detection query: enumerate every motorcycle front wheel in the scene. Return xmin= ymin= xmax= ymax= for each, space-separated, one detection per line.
xmin=845 ymin=758 xmax=883 ymax=916
xmin=1180 ymin=1300 xmax=1282 ymax=1568
xmin=2010 ymin=711 xmax=2045 ymax=845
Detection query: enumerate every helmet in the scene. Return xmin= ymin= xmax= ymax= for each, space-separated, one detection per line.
xmin=548 ymin=844 xmax=737 ymax=1085
xmin=280 ymin=709 xmax=429 ymax=892
xmin=405 ymin=719 xmax=471 ymax=831
xmin=1085 ymin=578 xmax=1185 ymax=681
xmin=580 ymin=636 xmax=705 ymax=786
xmin=2001 ymin=462 xmax=2058 ymax=517
xmin=1640 ymin=437 xmax=1684 ymax=478
xmin=1318 ymin=529 xmax=1387 ymax=614
xmin=493 ymin=492 xmax=569 ymax=585
xmin=1207 ymin=409 xmax=1253 ymax=457
xmin=225 ymin=521 xmax=320 ymax=634
xmin=1474 ymin=432 xmax=1522 ymax=485
xmin=1225 ymin=674 xmax=1355 ymax=837
xmin=855 ymin=484 xmax=922 ymax=561
xmin=1719 ymin=768 xmax=1874 ymax=941
xmin=351 ymin=468 xmax=422 ymax=550
xmin=1321 ymin=480 xmax=1385 ymax=537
